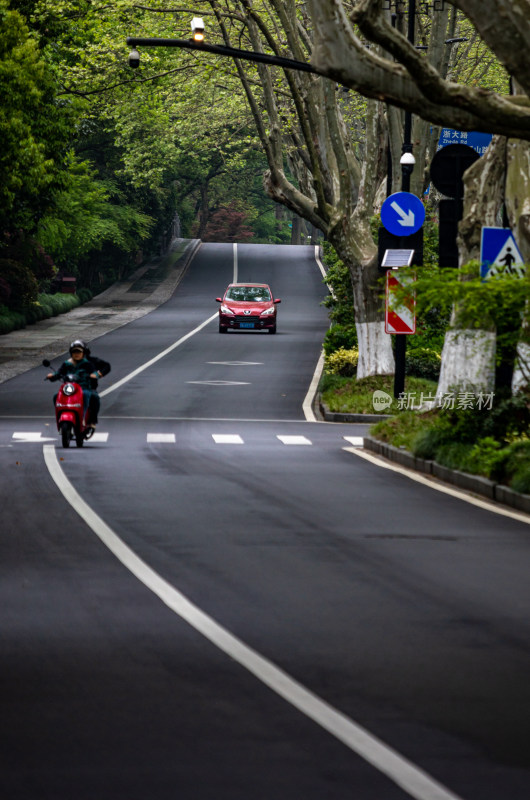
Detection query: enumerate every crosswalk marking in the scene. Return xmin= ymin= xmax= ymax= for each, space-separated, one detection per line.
xmin=12 ymin=432 xmax=56 ymax=442
xmin=277 ymin=435 xmax=312 ymax=446
xmin=147 ymin=433 xmax=176 ymax=443
xmin=212 ymin=434 xmax=244 ymax=444
xmin=8 ymin=431 xmax=366 ymax=449
xmin=343 ymin=436 xmax=364 ymax=447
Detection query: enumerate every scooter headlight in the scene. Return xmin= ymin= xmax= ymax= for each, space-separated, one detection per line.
xmin=63 ymin=383 xmax=75 ymax=396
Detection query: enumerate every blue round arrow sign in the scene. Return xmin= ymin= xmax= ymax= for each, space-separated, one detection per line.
xmin=381 ymin=192 xmax=425 ymax=236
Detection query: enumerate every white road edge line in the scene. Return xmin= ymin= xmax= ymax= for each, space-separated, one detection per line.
xmin=345 ymin=447 xmax=530 ymax=525
xmin=303 ymin=245 xmax=331 ymax=423
xmin=43 ymin=444 xmax=465 ymax=800
xmin=101 ymin=242 xmax=239 ymax=398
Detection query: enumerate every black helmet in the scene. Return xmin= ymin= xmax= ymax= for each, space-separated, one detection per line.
xmin=69 ymin=339 xmax=88 ymax=355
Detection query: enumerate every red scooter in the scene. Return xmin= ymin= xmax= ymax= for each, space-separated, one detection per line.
xmin=43 ymin=359 xmax=94 ymax=448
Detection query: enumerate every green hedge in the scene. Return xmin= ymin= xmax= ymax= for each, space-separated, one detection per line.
xmin=0 ymin=290 xmax=93 ymax=335
xmin=372 ymin=404 xmax=530 ymax=494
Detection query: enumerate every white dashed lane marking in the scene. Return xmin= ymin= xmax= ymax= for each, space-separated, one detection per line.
xmin=146 ymin=433 xmax=176 ymax=443
xmin=343 ymin=436 xmax=364 ymax=447
xmin=277 ymin=435 xmax=312 ymax=446
xmin=212 ymin=434 xmax=244 ymax=444
xmin=91 ymin=432 xmax=109 ymax=442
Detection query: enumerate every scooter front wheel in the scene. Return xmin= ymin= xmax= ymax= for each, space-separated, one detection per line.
xmin=60 ymin=421 xmax=73 ymax=448
xmin=75 ymin=430 xmax=84 ymax=448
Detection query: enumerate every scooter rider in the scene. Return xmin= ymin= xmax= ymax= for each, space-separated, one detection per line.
xmin=47 ymin=339 xmax=111 ymax=429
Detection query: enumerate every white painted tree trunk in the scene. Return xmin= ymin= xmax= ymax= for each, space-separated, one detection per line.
xmin=356 ymin=321 xmax=395 ymax=379
xmin=437 ymin=329 xmax=496 ymax=395
xmin=512 ymin=341 xmax=530 ymax=393
xmin=435 ymin=136 xmax=506 ymax=398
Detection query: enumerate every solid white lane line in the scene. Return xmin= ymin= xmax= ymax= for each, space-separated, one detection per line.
xmin=233 ymin=242 xmax=238 ymax=283
xmin=100 ymin=314 xmax=218 ymax=398
xmin=277 ymin=435 xmax=312 ymax=445
xmin=147 ymin=433 xmax=176 ymax=443
xmin=303 ymin=350 xmax=324 ymax=423
xmin=212 ymin=434 xmax=244 ymax=444
xmin=42 ymin=444 xmax=465 ymax=800
xmin=343 ymin=436 xmax=364 ymax=447
xmin=346 ymin=448 xmax=530 ymax=525
xmin=101 ymin=242 xmax=239 ymax=398
xmin=303 ymin=247 xmax=332 ymax=423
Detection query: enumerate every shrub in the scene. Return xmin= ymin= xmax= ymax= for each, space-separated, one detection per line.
xmin=0 ymin=259 xmax=39 ymax=309
xmin=464 ymin=437 xmax=504 ymax=477
xmin=511 ymin=466 xmax=530 ymax=495
xmin=435 ymin=441 xmax=473 ymax=471
xmin=325 ymin=347 xmax=359 ymax=377
xmin=77 ymin=288 xmax=93 ymax=304
xmin=0 ymin=308 xmax=26 ymax=334
xmin=323 ymin=323 xmax=357 ymax=355
xmin=411 ymin=426 xmax=451 ymax=459
xmin=406 ymin=347 xmax=441 ymax=381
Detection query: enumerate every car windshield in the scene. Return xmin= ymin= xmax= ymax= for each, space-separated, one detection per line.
xmin=226 ymin=286 xmax=271 ymax=302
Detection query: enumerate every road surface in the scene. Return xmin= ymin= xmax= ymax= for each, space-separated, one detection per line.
xmin=1 ymin=243 xmax=529 ymax=800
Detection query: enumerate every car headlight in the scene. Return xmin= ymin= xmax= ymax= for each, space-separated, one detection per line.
xmin=220 ymin=304 xmax=235 ymax=315
xmin=63 ymin=383 xmax=75 ymax=395
xmin=260 ymin=306 xmax=276 ymax=316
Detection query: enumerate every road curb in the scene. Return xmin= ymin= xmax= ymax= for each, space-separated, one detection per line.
xmin=363 ymin=434 xmax=530 ymax=515
xmin=319 ymin=399 xmax=392 ymax=424
xmin=0 ymin=239 xmax=201 ymax=384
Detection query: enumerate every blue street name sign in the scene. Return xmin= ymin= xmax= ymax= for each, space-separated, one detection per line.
xmin=480 ymin=227 xmax=525 ymax=279
xmin=438 ymin=129 xmax=492 ymax=156
xmin=381 ymin=192 xmax=426 ymax=237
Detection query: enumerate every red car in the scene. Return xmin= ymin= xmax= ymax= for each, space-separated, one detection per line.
xmin=216 ymin=283 xmax=281 ymax=334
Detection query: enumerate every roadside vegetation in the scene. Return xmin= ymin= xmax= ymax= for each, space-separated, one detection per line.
xmin=320 ymin=241 xmax=530 ymax=494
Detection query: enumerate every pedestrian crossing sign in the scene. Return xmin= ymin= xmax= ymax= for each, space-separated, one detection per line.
xmin=480 ymin=227 xmax=525 ymax=279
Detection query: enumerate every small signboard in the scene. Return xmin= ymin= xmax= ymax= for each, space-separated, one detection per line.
xmin=381 ymin=249 xmax=415 ymax=269
xmin=385 ymin=271 xmax=416 ymax=334
xmin=480 ymin=227 xmax=525 ymax=279
xmin=438 ymin=129 xmax=492 ymax=156
xmin=381 ymin=192 xmax=425 ymax=237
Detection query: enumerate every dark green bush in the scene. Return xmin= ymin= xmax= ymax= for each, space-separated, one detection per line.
xmin=77 ymin=288 xmax=93 ymax=304
xmin=435 ymin=442 xmax=473 ymax=471
xmin=511 ymin=465 xmax=530 ymax=495
xmin=406 ymin=347 xmax=441 ymax=380
xmin=323 ymin=323 xmax=357 ymax=355
xmin=0 ymin=308 xmax=26 ymax=334
xmin=411 ymin=426 xmax=451 ymax=459
xmin=0 ymin=259 xmax=39 ymax=309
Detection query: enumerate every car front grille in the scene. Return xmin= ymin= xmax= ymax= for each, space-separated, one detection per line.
xmin=233 ymin=315 xmax=261 ymax=323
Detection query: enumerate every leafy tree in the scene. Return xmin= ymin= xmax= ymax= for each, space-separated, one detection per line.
xmin=0 ymin=0 xmax=75 ymax=233
xmin=202 ymin=201 xmax=254 ymax=242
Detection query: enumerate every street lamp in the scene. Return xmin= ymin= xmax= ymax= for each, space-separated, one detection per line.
xmin=400 ymin=150 xmax=416 ymax=192
xmin=128 ymin=48 xmax=140 ymax=68
xmin=191 ymin=17 xmax=205 ymax=42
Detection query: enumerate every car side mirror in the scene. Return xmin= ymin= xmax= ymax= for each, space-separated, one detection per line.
xmin=274 ymin=298 xmax=281 ymax=304
xmin=215 ymin=297 xmax=222 ymax=302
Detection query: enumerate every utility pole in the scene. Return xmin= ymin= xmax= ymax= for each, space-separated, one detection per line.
xmin=393 ymin=0 xmax=416 ymax=399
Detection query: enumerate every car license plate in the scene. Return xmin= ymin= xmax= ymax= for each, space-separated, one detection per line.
xmin=240 ymin=322 xmax=255 ymax=328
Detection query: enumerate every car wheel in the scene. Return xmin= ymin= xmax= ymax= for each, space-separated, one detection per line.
xmin=268 ymin=325 xmax=277 ymax=335
xmin=219 ymin=325 xmax=227 ymax=333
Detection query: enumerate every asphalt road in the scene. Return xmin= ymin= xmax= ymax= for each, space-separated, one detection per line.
xmin=1 ymin=243 xmax=529 ymax=800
